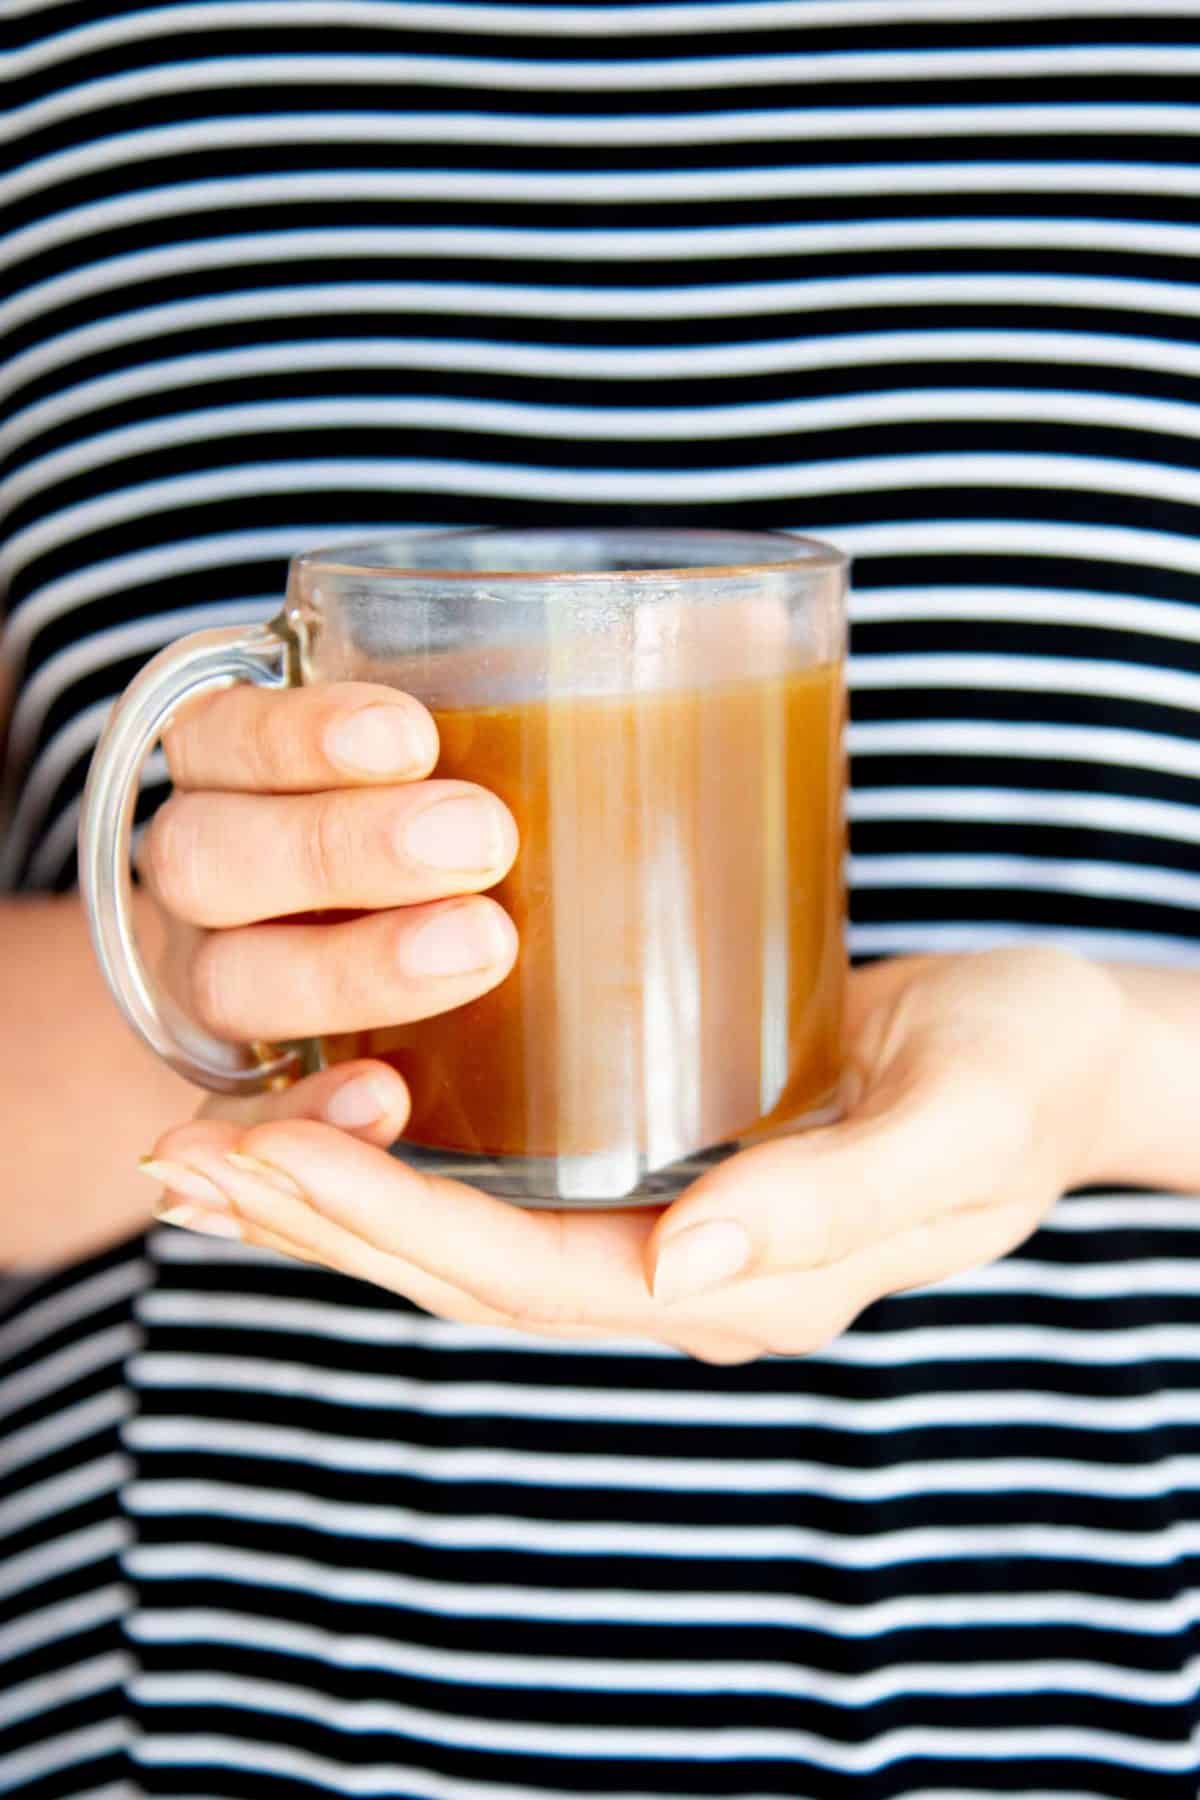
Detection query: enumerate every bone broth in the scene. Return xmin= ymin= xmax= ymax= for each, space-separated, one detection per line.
xmin=330 ymin=663 xmax=846 ymax=1171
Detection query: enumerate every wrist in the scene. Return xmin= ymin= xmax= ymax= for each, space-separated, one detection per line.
xmin=849 ymin=947 xmax=1126 ymax=1194
xmin=1075 ymin=961 xmax=1200 ymax=1193
xmin=1057 ymin=958 xmax=1131 ymax=1191
xmin=998 ymin=948 xmax=1125 ymax=1194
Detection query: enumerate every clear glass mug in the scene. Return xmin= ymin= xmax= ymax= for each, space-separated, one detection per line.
xmin=81 ymin=527 xmax=849 ymax=1208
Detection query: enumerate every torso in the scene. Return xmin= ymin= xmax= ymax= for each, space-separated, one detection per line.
xmin=7 ymin=4 xmax=1200 ymax=1793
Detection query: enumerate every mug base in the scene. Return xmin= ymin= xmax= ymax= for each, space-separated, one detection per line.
xmin=389 ymin=1095 xmax=844 ymax=1209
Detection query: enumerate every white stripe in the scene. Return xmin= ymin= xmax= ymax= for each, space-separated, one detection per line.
xmin=24 ymin=764 xmax=117 ymax=896
xmin=0 ymin=530 xmax=343 ymax=680
xmin=847 ymin=922 xmax=1200 ymax=964
xmin=128 ymin=1351 xmax=1200 ymax=1435
xmin=1 ymin=710 xmax=205 ymax=884
xmin=6 ymin=1586 xmax=130 ymax=1667
xmin=6 ymin=599 xmax=275 ymax=774
xmin=943 ymin=1253 xmax=1200 ymax=1296
xmin=122 ymin=1477 xmax=1200 ymax=1576
xmin=0 ymin=1258 xmax=144 ymax=1366
xmin=149 ymin=1202 xmax=1199 ymax=1263
xmin=851 ymin=584 xmax=1200 ymax=644
xmin=0 ymin=700 xmax=115 ymax=886
xmin=1046 ymin=1193 xmax=1200 ymax=1232
xmin=3 ymin=1456 xmax=131 ymax=1541
xmin=160 ymin=1190 xmax=1193 ymax=1251
xmin=128 ymin=1540 xmax=1200 ymax=1642
xmin=5 ymin=717 xmax=192 ymax=883
xmin=16 ymin=328 xmax=1200 ymax=459
xmin=2 ymin=1653 xmax=131 ymax=1733
xmin=0 ymin=1720 xmax=130 ymax=1794
xmin=149 ymin=1191 xmax=1196 ymax=1264
xmin=124 ymin=1417 xmax=1200 ymax=1498
xmin=13 ymin=23 xmax=1200 ymax=86
xmin=816 ymin=517 xmax=1200 ymax=577
xmin=23 ymin=749 xmax=165 ymax=894
xmin=17 ymin=159 xmax=1200 ymax=265
xmin=823 ymin=1317 xmax=1200 ymax=1364
xmin=28 ymin=787 xmax=113 ymax=891
xmin=132 ymin=1733 xmax=780 ymax=1800
xmin=129 ymin=1668 xmax=1200 ymax=1770
xmin=851 ymin=652 xmax=1200 ymax=712
xmin=148 ymin=1227 xmax=295 ymax=1268
xmin=9 ymin=452 xmax=1200 ymax=588
xmin=131 ymin=1533 xmax=1200 ymax=1648
xmin=11 ymin=0 xmax=1200 ymax=40
xmin=0 ymin=1520 xmax=130 ymax=1605
xmin=850 ymin=855 xmax=1200 ymax=911
xmin=3 ymin=1393 xmax=129 ymax=1484
xmin=136 ymin=1265 xmax=1200 ymax=1359
xmin=16 ymin=388 xmax=1200 ymax=516
xmin=22 ymin=96 xmax=1200 ymax=170
xmin=140 ymin=1284 xmax=677 ymax=1353
xmin=136 ymin=1297 xmax=1200 ymax=1371
xmin=127 ymin=1605 xmax=1200 ymax=1709
xmin=0 ymin=1324 xmax=139 ymax=1420
xmin=13 ymin=260 xmax=1200 ymax=383
xmin=849 ymin=719 xmax=1200 ymax=783
xmin=850 ymin=782 xmax=1200 ymax=845
xmin=17 ymin=103 xmax=1200 ymax=202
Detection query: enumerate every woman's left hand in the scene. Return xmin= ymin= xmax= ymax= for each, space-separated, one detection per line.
xmin=142 ymin=946 xmax=1126 ymax=1364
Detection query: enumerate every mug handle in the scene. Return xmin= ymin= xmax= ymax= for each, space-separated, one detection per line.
xmin=79 ymin=620 xmax=304 ymax=1094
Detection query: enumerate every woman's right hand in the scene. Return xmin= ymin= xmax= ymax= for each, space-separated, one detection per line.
xmin=139 ymin=678 xmax=520 ymax=1130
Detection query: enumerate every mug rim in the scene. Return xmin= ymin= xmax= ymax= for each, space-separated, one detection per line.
xmin=291 ymin=525 xmax=849 ymax=584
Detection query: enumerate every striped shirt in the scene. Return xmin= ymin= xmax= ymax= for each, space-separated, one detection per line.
xmin=6 ymin=1 xmax=1200 ymax=1794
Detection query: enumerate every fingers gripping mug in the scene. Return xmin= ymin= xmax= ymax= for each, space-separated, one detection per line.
xmin=81 ymin=527 xmax=850 ymax=1209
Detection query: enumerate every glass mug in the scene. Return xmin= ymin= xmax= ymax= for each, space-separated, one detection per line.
xmin=81 ymin=527 xmax=849 ymax=1208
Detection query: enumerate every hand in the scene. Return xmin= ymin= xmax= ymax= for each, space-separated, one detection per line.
xmin=140 ymin=677 xmax=519 ymax=1108
xmin=142 ymin=947 xmax=1126 ymax=1364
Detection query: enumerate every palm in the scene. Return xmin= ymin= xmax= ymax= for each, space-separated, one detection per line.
xmin=152 ymin=948 xmax=1121 ymax=1364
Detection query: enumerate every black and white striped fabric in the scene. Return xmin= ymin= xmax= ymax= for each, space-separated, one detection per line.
xmin=7 ymin=2 xmax=1200 ymax=1794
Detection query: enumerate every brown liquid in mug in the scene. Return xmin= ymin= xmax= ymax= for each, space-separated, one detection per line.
xmin=331 ymin=664 xmax=846 ymax=1165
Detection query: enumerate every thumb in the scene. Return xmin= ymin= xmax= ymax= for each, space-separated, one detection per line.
xmin=196 ymin=1057 xmax=410 ymax=1147
xmin=646 ymin=1075 xmax=994 ymax=1306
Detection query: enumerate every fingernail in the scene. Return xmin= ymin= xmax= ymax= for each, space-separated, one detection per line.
xmin=325 ymin=705 xmax=432 ymax=776
xmin=402 ymin=795 xmax=506 ymax=871
xmin=402 ymin=903 xmax=510 ymax=978
xmin=225 ymin=1152 xmax=306 ymax=1198
xmin=154 ymin=1203 xmax=243 ymax=1240
xmin=652 ymin=1220 xmax=752 ymax=1305
xmin=138 ymin=1158 xmax=231 ymax=1210
xmin=324 ymin=1074 xmax=391 ymax=1129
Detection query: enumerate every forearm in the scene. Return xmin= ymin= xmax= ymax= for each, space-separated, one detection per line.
xmin=853 ymin=951 xmax=1200 ymax=1196
xmin=1080 ymin=963 xmax=1200 ymax=1193
xmin=1 ymin=892 xmax=198 ymax=1268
